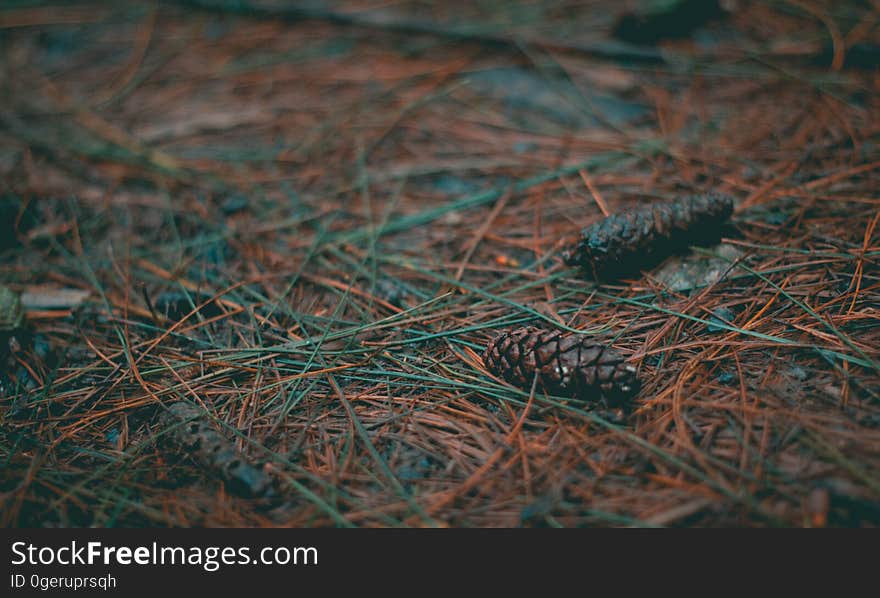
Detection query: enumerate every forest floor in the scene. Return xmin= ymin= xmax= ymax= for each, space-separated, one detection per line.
xmin=1 ymin=0 xmax=878 ymax=527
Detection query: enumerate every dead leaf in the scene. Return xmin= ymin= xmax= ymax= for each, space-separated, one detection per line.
xmin=21 ymin=287 xmax=90 ymax=309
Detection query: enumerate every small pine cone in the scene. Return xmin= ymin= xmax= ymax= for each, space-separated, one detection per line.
xmin=159 ymin=402 xmax=274 ymax=498
xmin=0 ymin=285 xmax=24 ymax=332
xmin=0 ymin=285 xmax=28 ymax=360
xmin=483 ymin=327 xmax=640 ymax=404
xmin=562 ymin=193 xmax=734 ymax=280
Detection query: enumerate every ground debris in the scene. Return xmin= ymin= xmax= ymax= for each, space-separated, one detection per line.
xmin=652 ymin=243 xmax=743 ymax=292
xmin=613 ymin=0 xmax=727 ymax=45
xmin=20 ymin=287 xmax=90 ymax=310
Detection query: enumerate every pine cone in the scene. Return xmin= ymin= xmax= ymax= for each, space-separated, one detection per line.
xmin=0 ymin=285 xmax=24 ymax=333
xmin=159 ymin=402 xmax=274 ymax=498
xmin=562 ymin=193 xmax=734 ymax=280
xmin=483 ymin=327 xmax=640 ymax=404
xmin=0 ymin=285 xmax=27 ymax=360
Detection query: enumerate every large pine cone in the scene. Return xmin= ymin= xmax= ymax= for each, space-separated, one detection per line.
xmin=483 ymin=327 xmax=640 ymax=404
xmin=562 ymin=193 xmax=734 ymax=280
